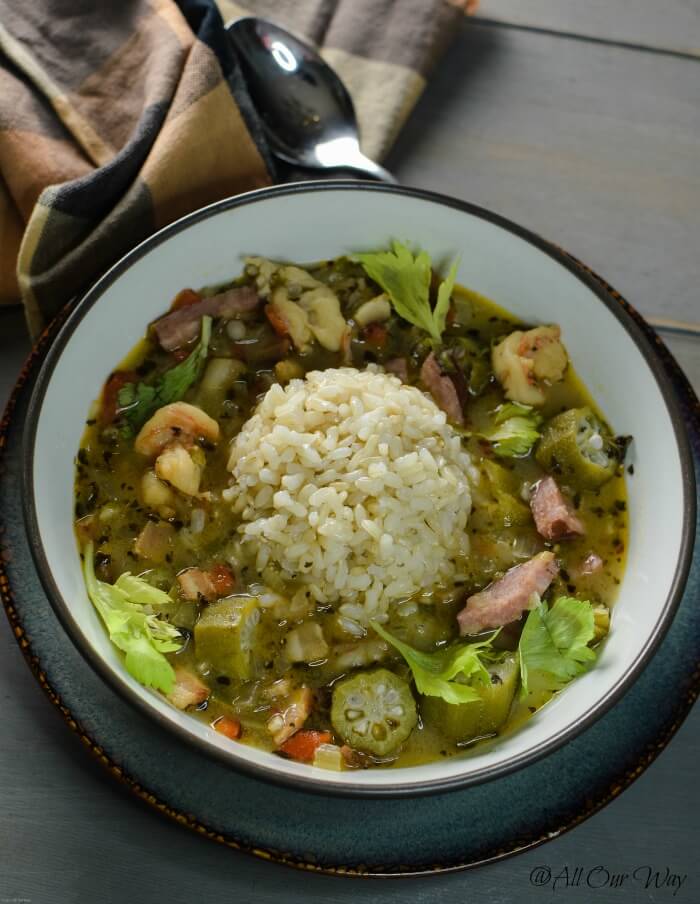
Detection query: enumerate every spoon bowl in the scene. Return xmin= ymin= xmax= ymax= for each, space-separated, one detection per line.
xmin=227 ymin=17 xmax=396 ymax=183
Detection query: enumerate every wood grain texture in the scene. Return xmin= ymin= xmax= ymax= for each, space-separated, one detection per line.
xmin=478 ymin=0 xmax=700 ymax=55
xmin=387 ymin=21 xmax=700 ymax=325
xmin=1 ymin=8 xmax=700 ymax=896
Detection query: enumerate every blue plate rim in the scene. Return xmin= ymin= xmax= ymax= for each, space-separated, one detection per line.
xmin=1 ymin=227 xmax=699 ymax=874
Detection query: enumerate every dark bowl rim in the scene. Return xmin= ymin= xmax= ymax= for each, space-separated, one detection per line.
xmin=22 ymin=179 xmax=697 ymax=798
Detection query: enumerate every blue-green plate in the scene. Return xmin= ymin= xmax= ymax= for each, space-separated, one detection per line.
xmin=1 ymin=273 xmax=698 ymax=876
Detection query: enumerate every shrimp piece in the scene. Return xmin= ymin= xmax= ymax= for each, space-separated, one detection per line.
xmin=298 ymin=285 xmax=348 ymax=351
xmin=155 ymin=444 xmax=203 ymax=496
xmin=134 ymin=402 xmax=219 ymax=458
xmin=492 ymin=326 xmax=568 ymax=405
xmin=133 ymin=521 xmax=174 ymax=562
xmin=267 ymin=287 xmax=313 ymax=352
xmin=140 ymin=470 xmax=177 ymax=513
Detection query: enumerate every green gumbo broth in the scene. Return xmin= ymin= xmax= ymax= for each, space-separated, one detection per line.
xmin=74 ymin=250 xmax=628 ymax=771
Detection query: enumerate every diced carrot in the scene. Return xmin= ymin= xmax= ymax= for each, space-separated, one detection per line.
xmin=265 ymin=304 xmax=290 ymax=337
xmin=100 ymin=370 xmax=138 ymax=426
xmin=278 ymin=730 xmax=333 ymax=763
xmin=213 ymin=716 xmax=241 ymax=740
xmin=208 ymin=563 xmax=236 ymax=597
xmin=170 ymin=288 xmax=202 ymax=311
xmin=363 ymin=323 xmax=388 ymax=348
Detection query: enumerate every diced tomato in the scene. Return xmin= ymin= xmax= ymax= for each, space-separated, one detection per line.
xmin=212 ymin=716 xmax=241 ymax=741
xmin=100 ymin=370 xmax=138 ymax=426
xmin=265 ymin=304 xmax=290 ymax=337
xmin=362 ymin=323 xmax=388 ymax=348
xmin=170 ymin=288 xmax=202 ymax=311
xmin=208 ymin=563 xmax=236 ymax=597
xmin=278 ymin=730 xmax=333 ymax=763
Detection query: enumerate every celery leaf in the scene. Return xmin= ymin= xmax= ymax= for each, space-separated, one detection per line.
xmin=83 ymin=544 xmax=182 ymax=693
xmin=518 ymin=596 xmax=596 ymax=695
xmin=371 ymin=621 xmax=499 ymax=704
xmin=483 ymin=401 xmax=543 ymax=458
xmin=356 ymin=241 xmax=457 ymax=344
xmin=118 ymin=315 xmax=211 ymax=432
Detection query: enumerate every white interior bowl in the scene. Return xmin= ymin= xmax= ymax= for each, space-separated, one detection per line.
xmin=24 ymin=182 xmax=696 ymax=796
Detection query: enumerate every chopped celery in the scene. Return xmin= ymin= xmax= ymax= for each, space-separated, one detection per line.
xmin=313 ymin=743 xmax=345 ymax=771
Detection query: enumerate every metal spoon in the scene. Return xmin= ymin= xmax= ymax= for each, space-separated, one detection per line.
xmin=226 ymin=17 xmax=397 ymax=184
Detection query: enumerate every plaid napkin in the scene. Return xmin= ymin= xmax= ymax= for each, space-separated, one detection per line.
xmin=0 ymin=0 xmax=474 ymax=335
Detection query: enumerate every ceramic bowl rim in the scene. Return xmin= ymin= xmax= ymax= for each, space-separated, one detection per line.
xmin=22 ymin=180 xmax=697 ymax=798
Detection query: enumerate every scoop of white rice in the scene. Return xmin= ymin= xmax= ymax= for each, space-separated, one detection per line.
xmin=225 ymin=366 xmax=476 ymax=623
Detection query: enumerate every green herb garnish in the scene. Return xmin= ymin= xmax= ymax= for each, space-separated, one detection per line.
xmin=518 ymin=595 xmax=597 ymax=695
xmin=373 ymin=593 xmax=599 ymax=706
xmin=356 ymin=241 xmax=458 ymax=344
xmin=482 ymin=401 xmax=543 ymax=458
xmin=83 ymin=543 xmax=182 ymax=693
xmin=118 ymin=316 xmax=211 ymax=432
xmin=371 ymin=621 xmax=499 ymax=704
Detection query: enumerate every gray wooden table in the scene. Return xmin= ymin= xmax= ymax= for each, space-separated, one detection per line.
xmin=1 ymin=5 xmax=699 ymax=902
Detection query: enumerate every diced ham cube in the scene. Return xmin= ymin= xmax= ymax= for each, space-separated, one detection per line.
xmin=457 ymin=551 xmax=559 ymax=635
xmin=420 ymin=352 xmax=465 ymax=424
xmin=167 ymin=667 xmax=210 ymax=709
xmin=177 ymin=565 xmax=236 ymax=601
xmin=530 ymin=476 xmax=585 ymax=541
xmin=177 ymin=568 xmax=217 ymax=601
xmin=133 ymin=521 xmax=173 ymax=562
xmin=152 ymin=286 xmax=260 ymax=351
xmin=385 ymin=357 xmax=409 ymax=382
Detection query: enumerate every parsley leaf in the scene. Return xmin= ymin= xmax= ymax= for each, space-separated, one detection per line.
xmin=371 ymin=621 xmax=500 ymax=704
xmin=118 ymin=316 xmax=212 ymax=432
xmin=356 ymin=241 xmax=458 ymax=344
xmin=83 ymin=543 xmax=182 ymax=694
xmin=483 ymin=401 xmax=543 ymax=458
xmin=518 ymin=596 xmax=597 ymax=695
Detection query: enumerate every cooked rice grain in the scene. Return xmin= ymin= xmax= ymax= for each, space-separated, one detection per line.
xmin=225 ymin=367 xmax=476 ymax=621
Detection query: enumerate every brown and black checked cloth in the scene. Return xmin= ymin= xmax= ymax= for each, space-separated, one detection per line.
xmin=0 ymin=0 xmax=475 ymax=335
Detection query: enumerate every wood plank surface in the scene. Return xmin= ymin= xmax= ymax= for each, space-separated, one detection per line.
xmin=387 ymin=20 xmax=700 ymax=325
xmin=478 ymin=0 xmax=700 ymax=55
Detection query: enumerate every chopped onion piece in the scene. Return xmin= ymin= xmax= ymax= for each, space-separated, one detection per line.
xmin=312 ymin=743 xmax=344 ymax=771
xmin=226 ymin=320 xmax=247 ymax=341
xmin=190 ymin=508 xmax=206 ymax=534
